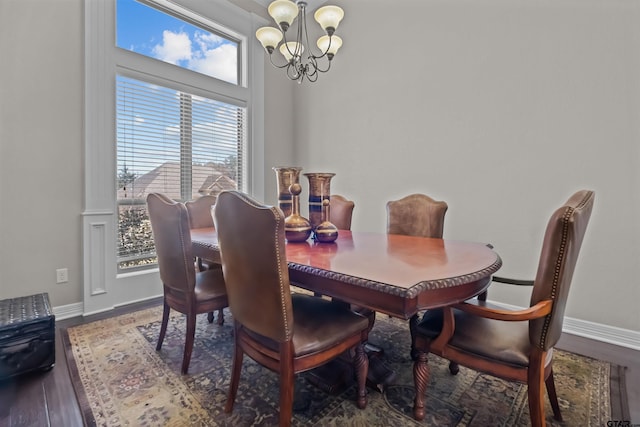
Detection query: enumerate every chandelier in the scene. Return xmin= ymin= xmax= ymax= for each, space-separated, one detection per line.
xmin=256 ymin=0 xmax=344 ymax=83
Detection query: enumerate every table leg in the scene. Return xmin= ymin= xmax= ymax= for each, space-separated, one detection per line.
xmin=413 ymin=350 xmax=430 ymax=421
xmin=354 ymin=343 xmax=369 ymax=409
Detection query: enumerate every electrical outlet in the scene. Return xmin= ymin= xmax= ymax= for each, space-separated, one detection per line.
xmin=56 ymin=268 xmax=69 ymax=284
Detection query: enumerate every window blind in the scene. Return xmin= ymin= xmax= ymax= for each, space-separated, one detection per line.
xmin=116 ymin=74 xmax=246 ymax=270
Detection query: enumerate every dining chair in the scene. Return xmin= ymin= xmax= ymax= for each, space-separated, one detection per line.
xmin=214 ymin=190 xmax=370 ymax=427
xmin=185 ymin=195 xmax=218 ymax=270
xmin=146 ymin=193 xmax=228 ymax=375
xmin=327 ymin=195 xmax=376 ymax=331
xmin=386 ymin=193 xmax=448 ymax=239
xmin=185 ymin=195 xmax=224 ymax=325
xmin=386 ymin=193 xmax=448 ymax=360
xmin=411 ymin=190 xmax=595 ymax=426
xmin=329 ymin=194 xmax=355 ymax=230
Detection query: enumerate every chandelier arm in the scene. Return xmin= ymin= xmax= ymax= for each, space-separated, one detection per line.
xmin=312 ymin=55 xmax=330 ymax=74
xmin=306 ymin=56 xmax=319 ymax=78
xmin=269 ymin=53 xmax=293 ymax=70
xmin=302 ymin=4 xmax=329 ymax=61
xmin=286 ymin=62 xmax=301 ymax=81
xmin=307 ymin=71 xmax=318 ymax=82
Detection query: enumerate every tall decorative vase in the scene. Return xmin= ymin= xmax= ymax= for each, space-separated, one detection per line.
xmin=304 ymin=172 xmax=335 ymax=229
xmin=273 ymin=166 xmax=302 ymax=217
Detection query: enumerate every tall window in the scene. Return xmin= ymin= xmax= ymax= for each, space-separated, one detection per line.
xmin=115 ymin=0 xmax=247 ymax=271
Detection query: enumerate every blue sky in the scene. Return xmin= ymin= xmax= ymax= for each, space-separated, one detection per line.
xmin=116 ymin=0 xmax=238 ymax=84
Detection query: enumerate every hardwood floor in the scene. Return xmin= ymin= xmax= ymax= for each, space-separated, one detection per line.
xmin=1 ymin=298 xmax=638 ymax=426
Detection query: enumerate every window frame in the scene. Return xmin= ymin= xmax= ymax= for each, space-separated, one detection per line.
xmin=83 ymin=0 xmax=265 ymax=314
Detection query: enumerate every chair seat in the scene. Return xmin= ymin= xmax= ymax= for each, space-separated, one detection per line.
xmin=247 ymin=294 xmax=370 ymax=357
xmin=418 ymin=309 xmax=533 ymax=368
xmin=194 ymin=268 xmax=228 ymax=302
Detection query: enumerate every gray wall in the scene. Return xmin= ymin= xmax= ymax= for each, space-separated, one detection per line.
xmin=1 ymin=0 xmax=84 ymax=307
xmin=0 ymin=0 xmax=638 ymax=336
xmin=290 ymin=0 xmax=640 ymax=331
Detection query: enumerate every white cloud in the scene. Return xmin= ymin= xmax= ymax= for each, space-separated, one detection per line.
xmin=194 ymin=32 xmax=225 ymax=51
xmin=152 ymin=30 xmax=192 ymax=64
xmin=189 ymin=44 xmax=238 ymax=84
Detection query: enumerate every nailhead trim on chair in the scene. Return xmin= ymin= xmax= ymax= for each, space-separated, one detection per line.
xmin=538 ymin=191 xmax=592 ymax=349
xmin=272 ymin=206 xmax=292 ymax=340
xmin=226 ymin=191 xmax=292 ymax=341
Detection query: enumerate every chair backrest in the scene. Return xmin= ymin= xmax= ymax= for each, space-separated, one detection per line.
xmin=530 ymin=190 xmax=594 ymax=350
xmin=330 ymin=194 xmax=355 ymax=230
xmin=185 ymin=195 xmax=216 ymax=229
xmin=386 ymin=193 xmax=448 ymax=238
xmin=146 ymin=193 xmax=196 ymax=293
xmin=214 ymin=190 xmax=294 ymax=342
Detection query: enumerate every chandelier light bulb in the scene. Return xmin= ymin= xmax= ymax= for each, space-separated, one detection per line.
xmin=314 ymin=5 xmax=344 ymax=36
xmin=256 ymin=27 xmax=283 ymax=53
xmin=317 ymin=35 xmax=342 ymax=59
xmin=268 ymin=0 xmax=299 ymax=32
xmin=279 ymin=41 xmax=304 ymax=62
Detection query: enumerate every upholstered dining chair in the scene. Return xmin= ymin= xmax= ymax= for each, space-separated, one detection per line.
xmin=411 ymin=190 xmax=595 ymax=427
xmin=386 ymin=193 xmax=448 ymax=238
xmin=329 ymin=194 xmax=355 ymax=230
xmin=327 ymin=195 xmax=377 ymax=331
xmin=386 ymin=193 xmax=448 ymax=359
xmin=146 ymin=193 xmax=228 ymax=375
xmin=185 ymin=195 xmax=224 ymax=325
xmin=185 ymin=195 xmax=218 ymax=271
xmin=214 ymin=190 xmax=370 ymax=427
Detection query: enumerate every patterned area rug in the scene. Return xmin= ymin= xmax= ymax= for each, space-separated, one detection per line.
xmin=62 ymin=306 xmax=626 ymax=426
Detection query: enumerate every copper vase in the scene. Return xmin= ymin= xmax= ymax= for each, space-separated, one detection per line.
xmin=304 ymin=172 xmax=335 ymax=229
xmin=273 ymin=166 xmax=302 ymax=217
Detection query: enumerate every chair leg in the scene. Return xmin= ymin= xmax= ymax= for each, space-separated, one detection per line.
xmin=527 ymin=350 xmax=547 ymax=427
xmin=225 ymin=324 xmax=244 ymax=414
xmin=545 ymin=368 xmax=563 ymax=421
xmin=448 ymin=361 xmax=460 ymax=375
xmin=181 ymin=313 xmax=196 ymax=375
xmin=278 ymin=343 xmax=295 ymax=427
xmin=207 ymin=312 xmax=214 ymax=323
xmin=354 ymin=342 xmax=369 ymax=409
xmin=156 ymin=301 xmax=170 ymax=351
xmin=217 ymin=308 xmax=224 ymax=325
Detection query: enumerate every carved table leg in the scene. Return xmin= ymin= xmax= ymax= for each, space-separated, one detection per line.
xmin=354 ymin=343 xmax=369 ymax=409
xmin=413 ymin=351 xmax=430 ymax=421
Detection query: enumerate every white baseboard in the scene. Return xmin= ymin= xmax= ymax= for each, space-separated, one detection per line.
xmin=53 ymin=302 xmax=84 ymax=320
xmin=562 ymin=317 xmax=640 ymax=351
xmin=53 ymin=294 xmax=163 ymax=320
xmin=488 ymin=300 xmax=640 ymax=351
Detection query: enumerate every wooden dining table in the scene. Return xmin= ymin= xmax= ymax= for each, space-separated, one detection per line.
xmin=190 ymin=227 xmax=502 ymax=419
xmin=190 ymin=228 xmax=502 ymax=320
